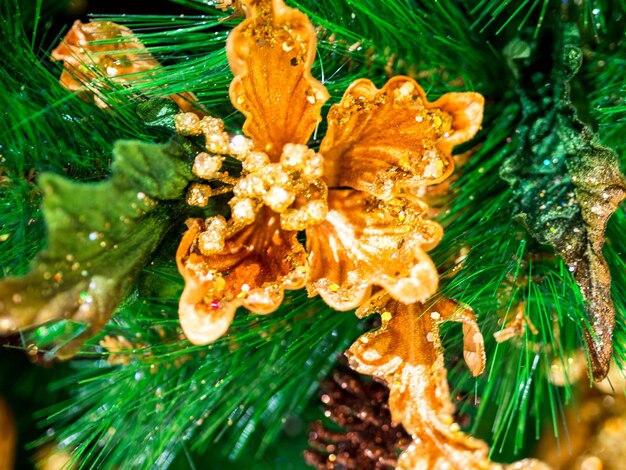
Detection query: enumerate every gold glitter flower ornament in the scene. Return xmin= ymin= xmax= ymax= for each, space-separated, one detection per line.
xmin=175 ymin=0 xmax=484 ymax=345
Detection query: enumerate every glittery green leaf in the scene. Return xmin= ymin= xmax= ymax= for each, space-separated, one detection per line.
xmin=0 ymin=138 xmax=194 ymax=358
xmin=500 ymin=25 xmax=626 ymax=380
xmin=136 ymin=97 xmax=180 ymax=131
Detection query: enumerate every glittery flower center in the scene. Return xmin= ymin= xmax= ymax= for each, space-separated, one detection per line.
xmin=176 ymin=112 xmax=328 ymax=235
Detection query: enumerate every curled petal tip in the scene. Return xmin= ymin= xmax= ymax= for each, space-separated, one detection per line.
xmin=462 ymin=326 xmax=486 ymax=377
xmin=429 ymin=91 xmax=485 ymax=156
xmin=178 ymin=281 xmax=237 ymax=345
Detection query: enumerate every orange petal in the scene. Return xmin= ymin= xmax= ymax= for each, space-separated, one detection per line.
xmin=51 ymin=21 xmax=160 ymax=91
xmin=321 ymin=76 xmax=484 ymax=200
xmin=176 ymin=211 xmax=307 ymax=345
xmin=227 ymin=0 xmax=329 ymax=160
xmin=428 ymin=91 xmax=484 ymax=156
xmin=51 ymin=20 xmax=202 ymax=114
xmin=430 ymin=297 xmax=486 ymax=377
xmin=306 ymin=190 xmax=441 ymax=310
xmin=347 ymin=294 xmax=491 ymax=469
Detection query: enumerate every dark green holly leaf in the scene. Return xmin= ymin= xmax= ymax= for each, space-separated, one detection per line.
xmin=0 ymin=138 xmax=194 ymax=358
xmin=136 ymin=97 xmax=180 ymax=130
xmin=500 ymin=25 xmax=626 ymax=380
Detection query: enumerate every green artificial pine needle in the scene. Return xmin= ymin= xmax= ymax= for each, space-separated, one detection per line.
xmin=1 ymin=0 xmax=625 ymax=468
xmin=33 ymin=289 xmax=359 ymax=469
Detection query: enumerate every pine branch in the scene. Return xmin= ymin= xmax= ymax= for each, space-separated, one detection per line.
xmin=33 ymin=286 xmax=359 ymax=469
xmin=0 ymin=0 xmax=169 ymax=277
xmin=429 ymin=10 xmax=626 ymax=460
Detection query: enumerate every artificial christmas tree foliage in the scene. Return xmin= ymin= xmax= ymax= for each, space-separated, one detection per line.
xmin=0 ymin=0 xmax=625 ymax=469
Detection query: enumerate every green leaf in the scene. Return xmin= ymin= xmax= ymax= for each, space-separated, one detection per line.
xmin=500 ymin=24 xmax=626 ymax=380
xmin=136 ymin=98 xmax=180 ymax=131
xmin=0 ymin=138 xmax=194 ymax=358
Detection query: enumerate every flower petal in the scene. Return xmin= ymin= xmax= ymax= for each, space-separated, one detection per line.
xmin=51 ymin=20 xmax=202 ymax=113
xmin=306 ymin=190 xmax=441 ymax=310
xmin=176 ymin=211 xmax=307 ymax=345
xmin=227 ymin=0 xmax=329 ymax=160
xmin=347 ymin=294 xmax=491 ymax=470
xmin=433 ymin=297 xmax=486 ymax=377
xmin=321 ymin=76 xmax=484 ymax=200
xmin=428 ymin=91 xmax=484 ymax=157
xmin=51 ymin=21 xmax=160 ymax=93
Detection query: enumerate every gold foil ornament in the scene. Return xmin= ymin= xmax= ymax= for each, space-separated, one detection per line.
xmin=175 ymin=0 xmax=484 ymax=345
xmin=51 ymin=20 xmax=201 ymax=113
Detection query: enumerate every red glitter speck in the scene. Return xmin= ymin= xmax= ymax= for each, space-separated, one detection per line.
xmin=210 ymin=301 xmax=220 ymax=309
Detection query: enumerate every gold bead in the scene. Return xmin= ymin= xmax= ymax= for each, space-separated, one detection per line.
xmin=198 ymin=116 xmax=225 ymax=135
xmin=263 ymin=186 xmax=295 ymax=213
xmin=304 ymin=199 xmax=327 ymax=224
xmin=302 ymin=152 xmax=324 ymax=179
xmin=174 ymin=113 xmax=201 ymax=135
xmin=242 ymin=151 xmax=270 ymax=172
xmin=192 ymin=152 xmax=223 ymax=179
xmin=280 ymin=143 xmax=309 ymax=170
xmin=186 ymin=183 xmax=212 ymax=207
xmin=263 ymin=164 xmax=290 ymax=187
xmin=234 ymin=174 xmax=265 ymax=198
xmin=229 ymin=134 xmax=254 ymax=157
xmin=197 ymin=217 xmax=227 ymax=255
xmin=230 ymin=198 xmax=257 ymax=224
xmin=205 ymin=132 xmax=230 ymax=154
